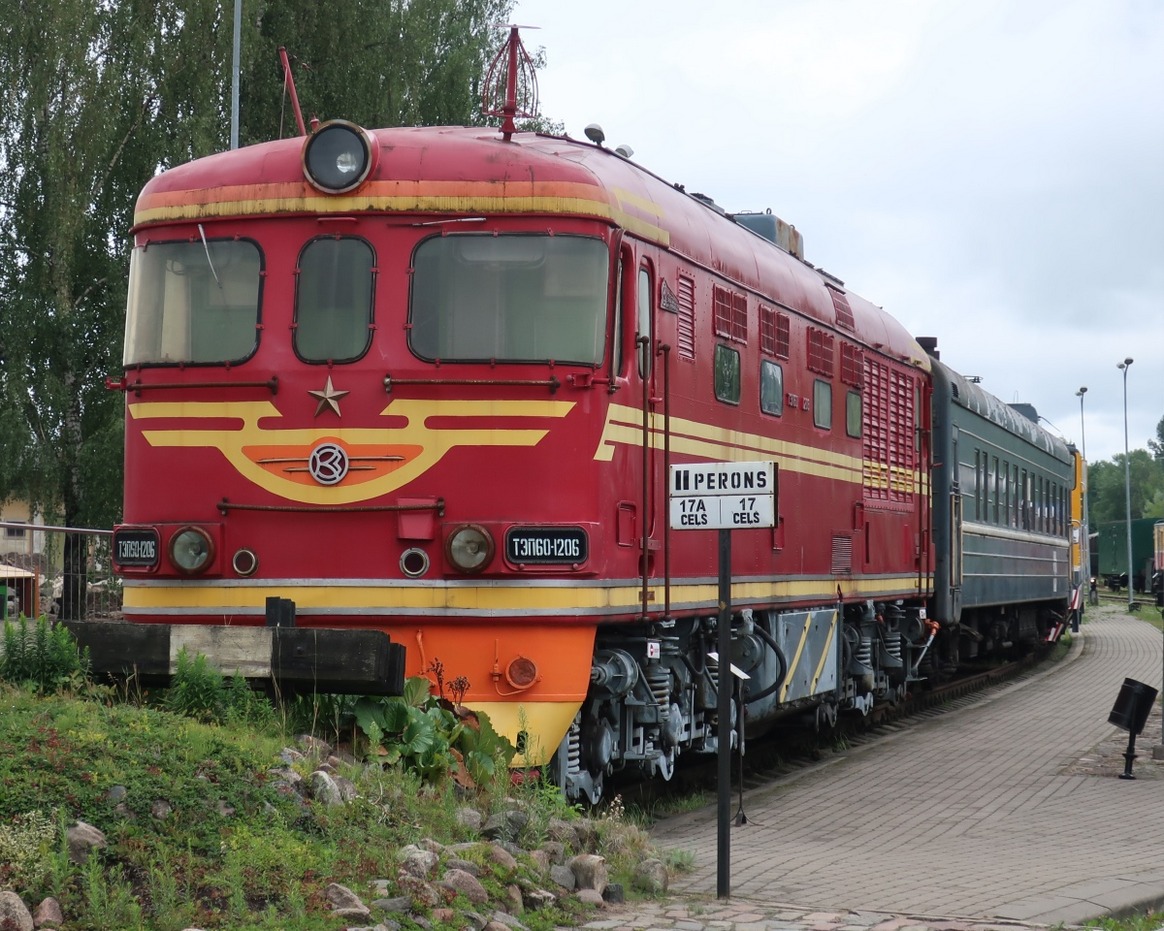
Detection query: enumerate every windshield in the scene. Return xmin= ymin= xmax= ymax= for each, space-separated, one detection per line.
xmin=124 ymin=238 xmax=261 ymax=366
xmin=409 ymin=234 xmax=609 ymax=364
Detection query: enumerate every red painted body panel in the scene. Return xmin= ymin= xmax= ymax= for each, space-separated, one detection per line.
xmin=118 ymin=124 xmax=934 ymax=761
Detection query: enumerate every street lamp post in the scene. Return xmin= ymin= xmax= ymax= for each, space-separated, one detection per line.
xmin=1118 ymin=359 xmax=1134 ymax=611
xmin=1076 ymin=387 xmax=1089 ymax=620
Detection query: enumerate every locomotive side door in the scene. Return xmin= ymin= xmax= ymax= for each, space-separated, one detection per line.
xmin=634 ymin=255 xmax=661 ymax=606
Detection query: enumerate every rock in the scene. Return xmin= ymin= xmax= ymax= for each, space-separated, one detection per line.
xmin=576 ymin=888 xmax=605 ymax=906
xmin=66 ymin=820 xmax=107 ymax=865
xmin=333 ymin=774 xmax=359 ymax=802
xmin=538 ymin=840 xmax=566 ymax=864
xmin=370 ymin=895 xmax=411 ymax=914
xmin=456 ymin=807 xmax=484 ymax=831
xmin=503 ymin=883 xmax=524 ymax=915
xmin=445 ymin=857 xmax=480 ymax=876
xmin=307 ymin=770 xmax=344 ymax=806
xmin=568 ymin=853 xmax=607 ymax=893
xmin=439 ymin=868 xmax=489 ymax=904
xmin=324 ymin=882 xmax=369 ymax=916
xmin=486 ymin=842 xmax=517 ymax=871
xmin=549 ymin=863 xmax=575 ymax=890
xmin=545 ymin=818 xmax=578 ymax=849
xmin=295 ymin=734 xmax=332 ymax=758
xmin=481 ymin=809 xmax=528 ymax=843
xmin=278 ymin=746 xmax=305 ymax=765
xmin=522 ymin=888 xmax=557 ymax=910
xmin=632 ymin=857 xmax=668 ymax=893
xmin=528 ymin=848 xmax=550 ymax=874
xmin=397 ymin=845 xmax=439 ymax=878
xmin=396 ymin=872 xmax=442 ymax=908
xmin=32 ymin=896 xmax=64 ymax=928
xmin=0 ymin=891 xmax=33 ymax=931
xmin=572 ymin=818 xmax=599 ymax=852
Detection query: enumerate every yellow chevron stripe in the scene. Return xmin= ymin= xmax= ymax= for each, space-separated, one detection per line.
xmin=594 ymin=403 xmax=925 ymax=492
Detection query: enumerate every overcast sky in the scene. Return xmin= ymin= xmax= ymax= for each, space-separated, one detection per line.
xmin=509 ymin=0 xmax=1163 ymax=464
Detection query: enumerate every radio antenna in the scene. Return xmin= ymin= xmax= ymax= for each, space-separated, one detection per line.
xmin=482 ymin=25 xmax=539 ymax=141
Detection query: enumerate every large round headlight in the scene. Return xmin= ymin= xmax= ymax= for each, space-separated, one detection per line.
xmin=446 ymin=524 xmax=494 ymax=574
xmin=302 ymin=120 xmax=376 ymax=193
xmin=169 ymin=527 xmax=214 ymax=575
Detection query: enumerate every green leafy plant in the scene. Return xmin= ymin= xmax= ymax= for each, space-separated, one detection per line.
xmin=0 ymin=809 xmax=57 ymax=895
xmin=0 ymin=615 xmax=90 ymax=693
xmin=352 ymin=674 xmax=516 ymax=787
xmin=166 ymin=648 xmax=225 ymax=721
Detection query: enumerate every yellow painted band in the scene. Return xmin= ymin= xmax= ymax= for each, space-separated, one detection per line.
xmin=121 ymin=576 xmax=929 ymax=613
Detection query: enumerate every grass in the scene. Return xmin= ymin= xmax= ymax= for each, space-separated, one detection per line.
xmin=1081 ymin=911 xmax=1164 ymax=931
xmin=0 ymin=618 xmax=684 ymax=931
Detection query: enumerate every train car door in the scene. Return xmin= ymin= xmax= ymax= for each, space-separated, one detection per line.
xmin=635 ymin=257 xmax=661 ymax=608
xmin=950 ymin=426 xmax=963 ymax=619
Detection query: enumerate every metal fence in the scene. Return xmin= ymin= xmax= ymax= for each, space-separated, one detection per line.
xmin=0 ymin=521 xmax=120 ymax=620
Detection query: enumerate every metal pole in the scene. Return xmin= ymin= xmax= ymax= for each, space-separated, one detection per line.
xmin=230 ymin=0 xmax=242 ymax=150
xmin=716 ymin=528 xmax=731 ymax=899
xmin=1076 ymin=386 xmax=1088 ymax=620
xmin=1118 ymin=359 xmax=1134 ymax=611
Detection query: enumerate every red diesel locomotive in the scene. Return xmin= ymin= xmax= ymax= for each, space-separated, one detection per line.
xmin=109 ymin=35 xmax=1075 ymax=803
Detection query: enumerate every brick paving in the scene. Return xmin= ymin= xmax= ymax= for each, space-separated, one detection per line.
xmin=589 ymin=606 xmax=1164 ymax=931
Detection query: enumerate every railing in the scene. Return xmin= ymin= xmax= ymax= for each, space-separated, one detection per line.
xmin=0 ymin=522 xmax=119 ymax=620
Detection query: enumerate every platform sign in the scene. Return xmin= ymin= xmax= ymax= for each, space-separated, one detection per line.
xmin=669 ymin=461 xmax=776 ymax=530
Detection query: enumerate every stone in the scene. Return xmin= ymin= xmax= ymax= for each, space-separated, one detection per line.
xmin=324 ymin=882 xmax=369 ymax=916
xmin=439 ymin=868 xmax=489 ymax=905
xmin=568 ymin=853 xmax=608 ymax=893
xmin=398 ymin=845 xmax=440 ymax=878
xmin=32 ymin=896 xmax=64 ymax=928
xmin=0 ymin=891 xmax=33 ymax=931
xmin=66 ymin=820 xmax=107 ymax=865
xmin=549 ymin=863 xmax=575 ymax=890
xmin=632 ymin=857 xmax=668 ymax=893
xmin=307 ymin=770 xmax=343 ymax=806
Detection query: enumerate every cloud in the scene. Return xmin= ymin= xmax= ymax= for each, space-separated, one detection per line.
xmin=514 ymin=0 xmax=1164 ymax=462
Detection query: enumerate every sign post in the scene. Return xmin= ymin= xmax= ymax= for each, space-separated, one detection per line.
xmin=669 ymin=461 xmax=776 ymax=899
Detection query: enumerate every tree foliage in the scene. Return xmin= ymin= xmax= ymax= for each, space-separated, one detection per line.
xmin=240 ymin=0 xmax=514 ymax=143
xmin=1087 ymin=449 xmax=1164 ymax=525
xmin=0 ymin=0 xmax=529 ymax=617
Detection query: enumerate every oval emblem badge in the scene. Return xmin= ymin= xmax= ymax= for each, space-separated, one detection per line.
xmin=309 ymin=442 xmax=350 ymax=485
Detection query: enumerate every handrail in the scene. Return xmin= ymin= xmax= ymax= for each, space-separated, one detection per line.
xmin=106 ymin=376 xmax=279 ymax=396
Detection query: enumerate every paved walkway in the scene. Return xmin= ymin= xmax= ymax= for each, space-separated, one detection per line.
xmin=589 ymin=606 xmax=1164 ymax=931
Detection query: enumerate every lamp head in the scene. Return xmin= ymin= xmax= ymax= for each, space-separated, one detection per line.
xmin=1076 ymin=386 xmax=1087 ymax=397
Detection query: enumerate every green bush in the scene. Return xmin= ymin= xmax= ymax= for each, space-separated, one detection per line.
xmin=353 ymin=675 xmax=517 ymax=788
xmin=0 ymin=615 xmax=90 ymax=693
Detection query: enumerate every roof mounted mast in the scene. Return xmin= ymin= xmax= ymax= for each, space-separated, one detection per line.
xmin=482 ymin=26 xmax=539 ymax=141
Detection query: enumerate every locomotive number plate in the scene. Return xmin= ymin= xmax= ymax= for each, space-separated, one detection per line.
xmin=113 ymin=528 xmax=160 ymax=568
xmin=505 ymin=527 xmax=588 ymax=566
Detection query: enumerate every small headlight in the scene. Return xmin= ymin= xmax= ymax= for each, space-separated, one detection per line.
xmin=302 ymin=120 xmax=376 ymax=193
xmin=446 ymin=524 xmax=494 ymax=573
xmin=170 ymin=527 xmax=214 ymax=575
